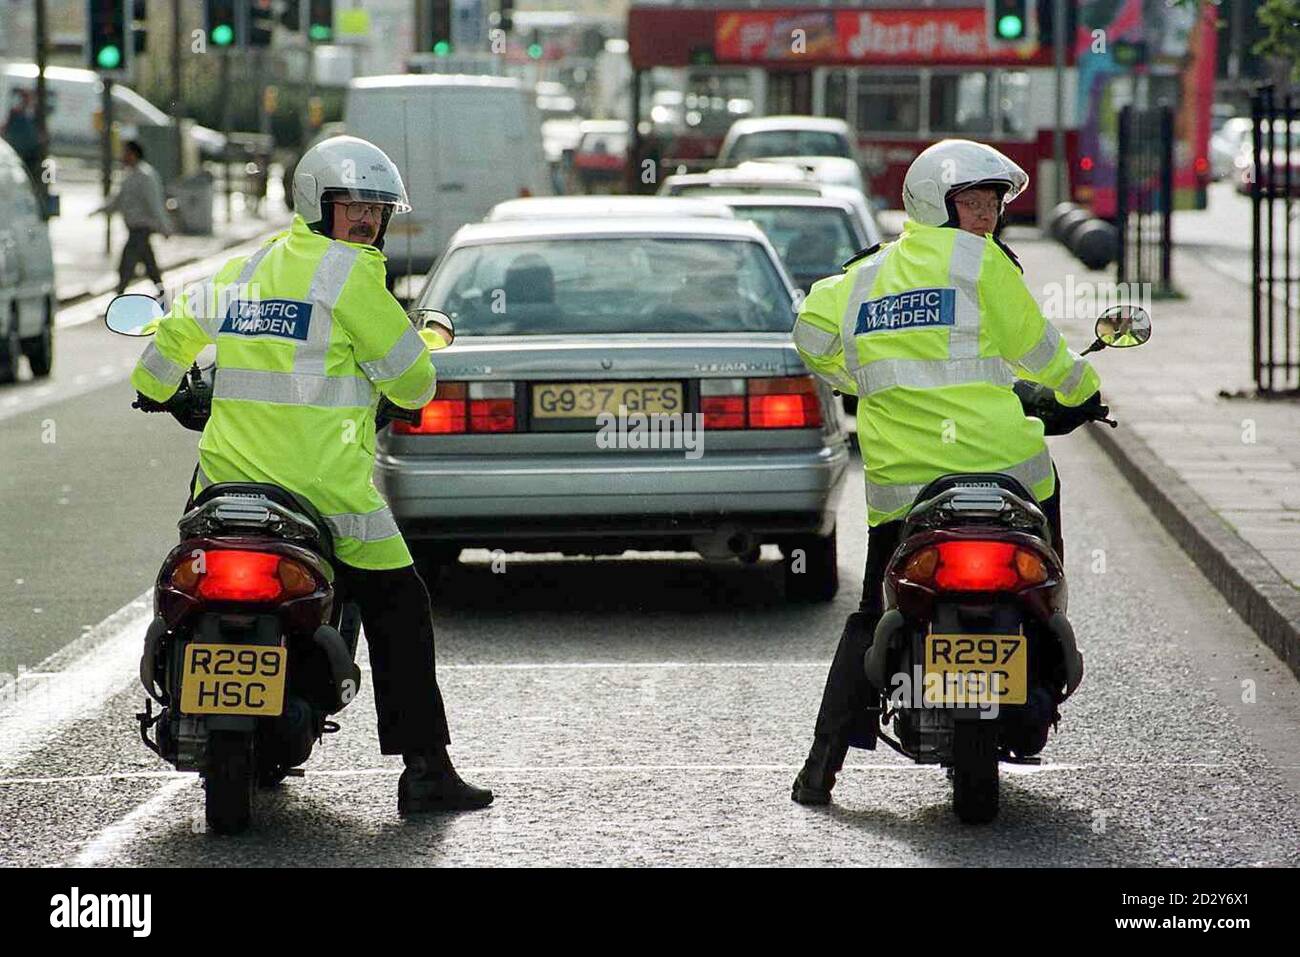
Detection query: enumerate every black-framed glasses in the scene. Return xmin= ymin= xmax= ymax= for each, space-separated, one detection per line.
xmin=341 ymin=202 xmax=388 ymax=222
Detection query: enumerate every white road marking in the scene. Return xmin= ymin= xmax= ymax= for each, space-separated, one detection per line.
xmin=0 ymin=590 xmax=153 ymax=771
xmin=72 ymin=778 xmax=191 ymax=867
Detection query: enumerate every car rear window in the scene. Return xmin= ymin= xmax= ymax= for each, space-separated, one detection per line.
xmin=728 ymin=205 xmax=857 ymax=284
xmin=420 ymin=237 xmax=795 ymax=335
xmin=728 ymin=130 xmax=852 ymax=161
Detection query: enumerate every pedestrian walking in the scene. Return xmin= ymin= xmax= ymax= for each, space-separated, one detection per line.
xmin=96 ymin=140 xmax=172 ymax=297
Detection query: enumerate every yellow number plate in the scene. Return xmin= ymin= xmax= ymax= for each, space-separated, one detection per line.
xmin=922 ymin=634 xmax=1027 ymax=706
xmin=179 ymin=643 xmax=287 ymax=717
xmin=532 ymin=381 xmax=683 ymax=419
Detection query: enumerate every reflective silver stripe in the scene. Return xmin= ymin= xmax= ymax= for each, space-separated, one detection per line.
xmin=839 ymin=249 xmax=891 ymax=379
xmin=792 ymin=319 xmax=840 ymax=358
xmin=411 ymin=374 xmax=438 ymax=408
xmin=947 ymin=232 xmax=985 ymax=360
xmin=214 ymin=368 xmax=374 ymax=408
xmin=324 ymin=507 xmax=400 ymax=543
xmin=866 ymin=447 xmax=1055 ymax=517
xmin=852 ymin=355 xmax=1014 ymax=397
xmin=360 ymin=326 xmax=427 ymax=382
xmin=237 ymin=244 xmax=275 ymax=285
xmin=297 ymin=243 xmax=359 ymax=376
xmin=1058 ymin=358 xmax=1088 ymax=398
xmin=1017 ymin=324 xmax=1062 ymax=374
xmin=139 ymin=341 xmax=187 ymax=386
xmin=194 ymin=465 xmax=214 ymax=490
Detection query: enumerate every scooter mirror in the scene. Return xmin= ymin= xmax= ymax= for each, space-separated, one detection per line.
xmin=1094 ymin=304 xmax=1152 ymax=349
xmin=410 ymin=308 xmax=455 ymax=351
xmin=104 ymin=294 xmax=164 ymax=337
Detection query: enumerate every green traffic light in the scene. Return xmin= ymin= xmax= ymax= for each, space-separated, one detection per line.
xmin=212 ymin=23 xmax=234 ymax=46
xmin=527 ymin=43 xmax=543 ymax=59
xmin=308 ymin=24 xmax=331 ymax=41
xmin=433 ymin=40 xmax=451 ymax=56
xmin=96 ymin=44 xmax=122 ymax=69
xmin=996 ymin=14 xmax=1024 ymax=39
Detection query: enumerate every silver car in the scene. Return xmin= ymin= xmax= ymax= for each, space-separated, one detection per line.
xmin=376 ymin=216 xmax=850 ymax=601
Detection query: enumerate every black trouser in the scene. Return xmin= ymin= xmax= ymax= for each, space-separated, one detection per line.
xmin=812 ymin=470 xmax=1063 ymax=745
xmin=333 ymin=563 xmax=451 ymax=756
xmin=117 ymin=227 xmax=163 ymax=295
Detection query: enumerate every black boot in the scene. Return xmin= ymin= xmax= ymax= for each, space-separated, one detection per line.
xmin=398 ymin=747 xmax=493 ymax=815
xmin=791 ymin=734 xmax=849 ymax=806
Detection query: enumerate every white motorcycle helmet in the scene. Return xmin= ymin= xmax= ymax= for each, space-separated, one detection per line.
xmin=292 ymin=135 xmax=411 ymax=247
xmin=902 ymin=139 xmax=1029 ymax=228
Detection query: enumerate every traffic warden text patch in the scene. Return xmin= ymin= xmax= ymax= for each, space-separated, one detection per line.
xmin=855 ymin=288 xmax=955 ymax=335
xmin=219 ymin=300 xmax=314 ymax=341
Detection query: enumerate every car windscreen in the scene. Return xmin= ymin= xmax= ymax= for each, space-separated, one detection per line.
xmin=420 ymin=237 xmax=795 ymax=335
xmin=729 ymin=130 xmax=852 ymax=160
xmin=728 ymin=205 xmax=858 ymax=284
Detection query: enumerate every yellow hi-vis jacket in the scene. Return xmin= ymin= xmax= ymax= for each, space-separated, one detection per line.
xmin=794 ymin=220 xmax=1101 ymax=526
xmin=131 ymin=215 xmax=436 ymax=569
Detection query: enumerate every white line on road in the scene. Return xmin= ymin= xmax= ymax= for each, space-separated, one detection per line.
xmin=0 ymin=590 xmax=153 ymax=772
xmin=72 ymin=778 xmax=191 ymax=867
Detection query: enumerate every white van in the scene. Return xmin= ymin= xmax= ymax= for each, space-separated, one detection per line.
xmin=0 ymin=64 xmax=225 ymax=160
xmin=0 ymin=138 xmax=56 ymax=383
xmin=343 ymin=74 xmax=550 ymax=277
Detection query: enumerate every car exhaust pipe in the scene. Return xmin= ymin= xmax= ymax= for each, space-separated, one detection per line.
xmin=693 ymin=526 xmax=755 ymax=562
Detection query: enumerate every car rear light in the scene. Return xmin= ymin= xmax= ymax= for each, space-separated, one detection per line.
xmin=393 ymin=382 xmax=517 ymax=434
xmin=469 ymin=382 xmax=516 ymax=432
xmin=897 ymin=541 xmax=1051 ymax=592
xmin=699 ymin=375 xmax=822 ymax=429
xmin=170 ymin=550 xmax=318 ymax=603
xmin=1194 ymin=156 xmax=1209 ymax=176
xmin=748 ymin=376 xmax=822 ymax=428
xmin=518 ymin=187 xmax=533 ymax=198
xmin=1080 ymin=155 xmax=1094 ymax=172
xmin=700 ymin=378 xmax=746 ymax=429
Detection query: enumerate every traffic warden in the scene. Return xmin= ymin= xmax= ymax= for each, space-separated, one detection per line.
xmin=790 ymin=139 xmax=1106 ymax=805
xmin=130 ymin=135 xmax=492 ymax=814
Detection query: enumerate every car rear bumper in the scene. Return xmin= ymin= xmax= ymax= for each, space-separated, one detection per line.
xmin=376 ymin=445 xmax=850 ymax=547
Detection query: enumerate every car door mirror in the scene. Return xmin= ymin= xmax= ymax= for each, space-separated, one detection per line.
xmin=104 ymin=293 xmax=163 ymax=336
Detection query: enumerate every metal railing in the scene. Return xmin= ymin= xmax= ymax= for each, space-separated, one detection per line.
xmin=1115 ymin=104 xmax=1174 ymax=296
xmin=1250 ymin=85 xmax=1300 ymax=395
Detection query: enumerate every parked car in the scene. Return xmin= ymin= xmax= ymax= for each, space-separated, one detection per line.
xmin=0 ymin=63 xmax=225 ymax=161
xmin=717 ymin=116 xmax=865 ymax=193
xmin=0 ymin=138 xmax=55 ymax=383
xmin=380 ymin=216 xmax=850 ymax=601
xmin=1234 ymin=120 xmax=1300 ymax=196
xmin=343 ymin=74 xmax=550 ymax=277
xmin=485 ymin=195 xmax=734 ymax=222
xmin=1210 ymin=116 xmax=1251 ymax=181
xmin=659 ymin=162 xmax=882 ymax=249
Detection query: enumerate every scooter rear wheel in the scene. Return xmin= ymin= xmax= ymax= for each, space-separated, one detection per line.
xmin=951 ymin=721 xmax=999 ymax=824
xmin=205 ymin=730 xmax=255 ymax=834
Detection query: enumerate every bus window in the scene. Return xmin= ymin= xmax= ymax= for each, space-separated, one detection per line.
xmin=855 ymin=74 xmax=920 ymax=134
xmin=930 ymin=72 xmax=993 ymax=136
xmin=998 ymin=72 xmax=1032 ymax=138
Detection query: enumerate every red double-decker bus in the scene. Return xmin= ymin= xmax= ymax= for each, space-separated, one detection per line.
xmin=626 ymin=1 xmax=1214 ymax=220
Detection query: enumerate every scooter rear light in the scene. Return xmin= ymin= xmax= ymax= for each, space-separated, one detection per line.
xmin=169 ymin=550 xmax=318 ymax=603
xmin=896 ymin=541 xmax=1051 ymax=592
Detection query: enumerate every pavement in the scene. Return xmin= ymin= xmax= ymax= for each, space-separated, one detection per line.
xmin=1013 ymin=183 xmax=1300 ymax=681
xmin=48 ymin=163 xmax=289 ymax=305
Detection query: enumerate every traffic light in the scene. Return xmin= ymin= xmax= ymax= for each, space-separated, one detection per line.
xmin=987 ymin=0 xmax=1030 ymax=43
xmin=498 ymin=0 xmax=513 ymax=35
xmin=279 ymin=0 xmax=302 ymax=30
xmin=248 ymin=0 xmax=276 ymax=47
xmin=430 ymin=0 xmax=452 ymax=56
xmin=132 ymin=0 xmax=147 ymax=55
xmin=308 ymin=0 xmax=334 ymax=43
xmin=205 ymin=0 xmax=238 ymax=48
xmin=527 ymin=29 xmax=542 ymax=60
xmin=87 ymin=0 xmax=130 ymax=72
